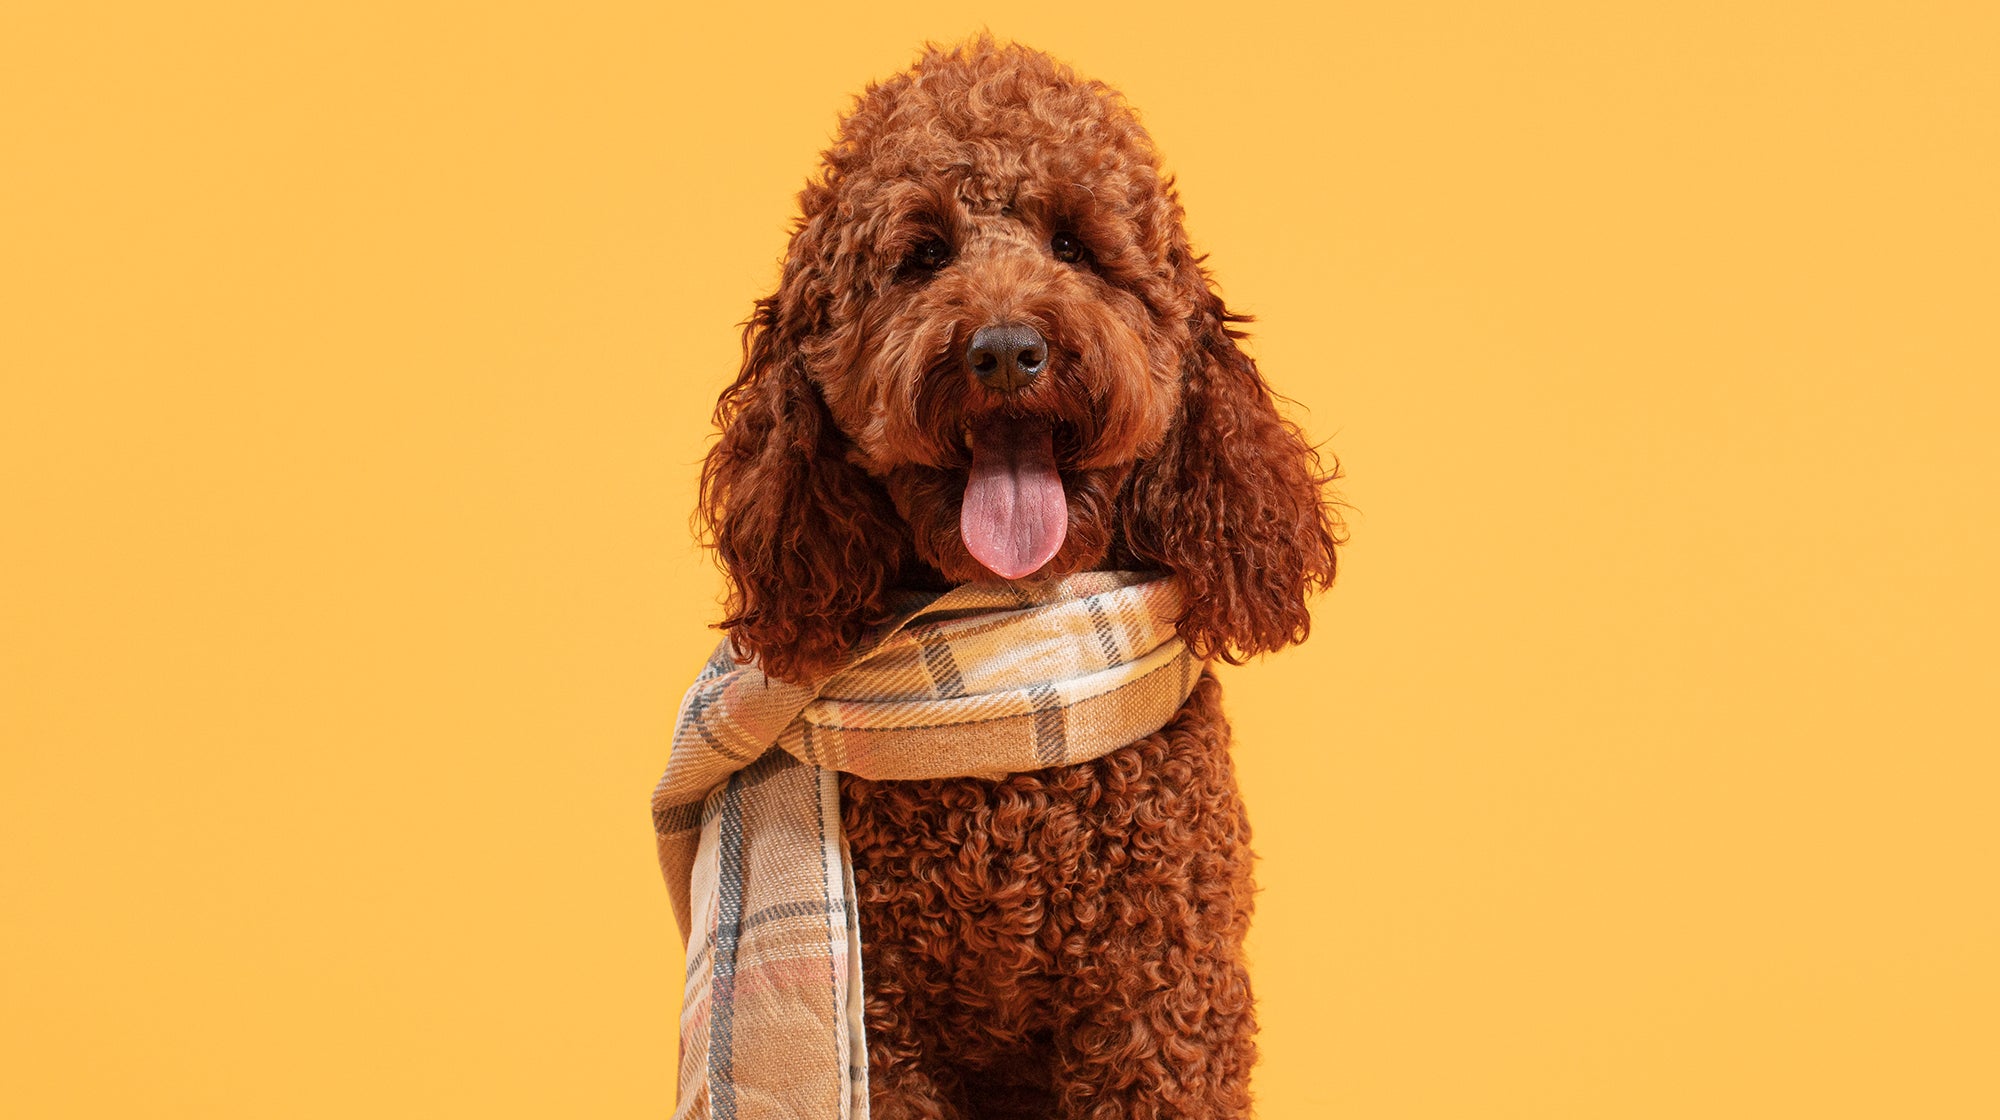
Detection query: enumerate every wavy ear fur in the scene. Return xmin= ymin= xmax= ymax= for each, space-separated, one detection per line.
xmin=1121 ymin=290 xmax=1344 ymax=661
xmin=698 ymin=295 xmax=908 ymax=684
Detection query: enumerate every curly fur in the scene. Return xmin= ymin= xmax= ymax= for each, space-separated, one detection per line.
xmin=698 ymin=37 xmax=1343 ymax=1119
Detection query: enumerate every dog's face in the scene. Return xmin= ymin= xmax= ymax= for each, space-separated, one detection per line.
xmin=802 ymin=75 xmax=1196 ymax=585
xmin=701 ymin=40 xmax=1340 ymax=683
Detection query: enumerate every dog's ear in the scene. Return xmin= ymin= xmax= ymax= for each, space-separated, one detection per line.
xmin=1120 ymin=280 xmax=1343 ymax=662
xmin=698 ymin=289 xmax=908 ymax=684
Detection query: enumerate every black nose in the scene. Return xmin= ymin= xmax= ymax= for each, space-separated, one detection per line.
xmin=965 ymin=323 xmax=1047 ymax=392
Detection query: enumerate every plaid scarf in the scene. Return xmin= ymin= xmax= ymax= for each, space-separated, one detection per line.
xmin=653 ymin=570 xmax=1202 ymax=1119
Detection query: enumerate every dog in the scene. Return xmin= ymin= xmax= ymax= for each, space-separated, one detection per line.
xmin=695 ymin=37 xmax=1341 ymax=1119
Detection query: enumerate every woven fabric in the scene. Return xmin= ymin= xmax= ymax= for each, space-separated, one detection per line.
xmin=653 ymin=570 xmax=1201 ymax=1119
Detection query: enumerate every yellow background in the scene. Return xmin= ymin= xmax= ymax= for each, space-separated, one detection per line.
xmin=4 ymin=1 xmax=1995 ymax=1115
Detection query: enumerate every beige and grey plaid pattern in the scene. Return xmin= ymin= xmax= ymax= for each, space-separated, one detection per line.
xmin=653 ymin=571 xmax=1201 ymax=1119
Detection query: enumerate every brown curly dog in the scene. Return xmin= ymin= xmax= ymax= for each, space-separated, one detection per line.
xmin=697 ymin=37 xmax=1342 ymax=1120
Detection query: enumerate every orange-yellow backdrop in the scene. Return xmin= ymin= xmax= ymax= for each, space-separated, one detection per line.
xmin=4 ymin=1 xmax=1996 ymax=1116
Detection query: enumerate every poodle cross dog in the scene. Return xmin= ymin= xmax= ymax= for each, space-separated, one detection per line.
xmin=695 ymin=38 xmax=1341 ymax=1120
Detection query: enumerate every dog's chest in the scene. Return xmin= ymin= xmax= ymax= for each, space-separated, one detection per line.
xmin=836 ymin=674 xmax=1251 ymax=987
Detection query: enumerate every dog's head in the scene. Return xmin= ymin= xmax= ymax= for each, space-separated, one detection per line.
xmin=700 ymin=39 xmax=1342 ymax=682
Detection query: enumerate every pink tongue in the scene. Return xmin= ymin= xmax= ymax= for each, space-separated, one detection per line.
xmin=961 ymin=420 xmax=1067 ymax=580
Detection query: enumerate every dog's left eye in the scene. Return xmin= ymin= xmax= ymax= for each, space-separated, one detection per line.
xmin=1051 ymin=232 xmax=1087 ymax=264
xmin=903 ymin=237 xmax=953 ymax=275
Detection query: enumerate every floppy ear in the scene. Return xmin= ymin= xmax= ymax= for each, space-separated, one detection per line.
xmin=1120 ymin=288 xmax=1344 ymax=661
xmin=698 ymin=294 xmax=909 ymax=684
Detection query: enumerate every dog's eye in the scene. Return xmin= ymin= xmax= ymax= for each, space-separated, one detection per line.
xmin=1051 ymin=232 xmax=1087 ymax=264
xmin=902 ymin=237 xmax=953 ymax=275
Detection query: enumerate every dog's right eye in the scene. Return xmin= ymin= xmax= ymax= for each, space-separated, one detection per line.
xmin=902 ymin=238 xmax=953 ymax=276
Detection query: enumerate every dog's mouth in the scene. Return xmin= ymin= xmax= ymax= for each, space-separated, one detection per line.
xmin=961 ymin=414 xmax=1067 ymax=580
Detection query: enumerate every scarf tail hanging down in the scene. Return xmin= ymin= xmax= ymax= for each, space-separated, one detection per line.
xmin=654 ymin=571 xmax=1202 ymax=1120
